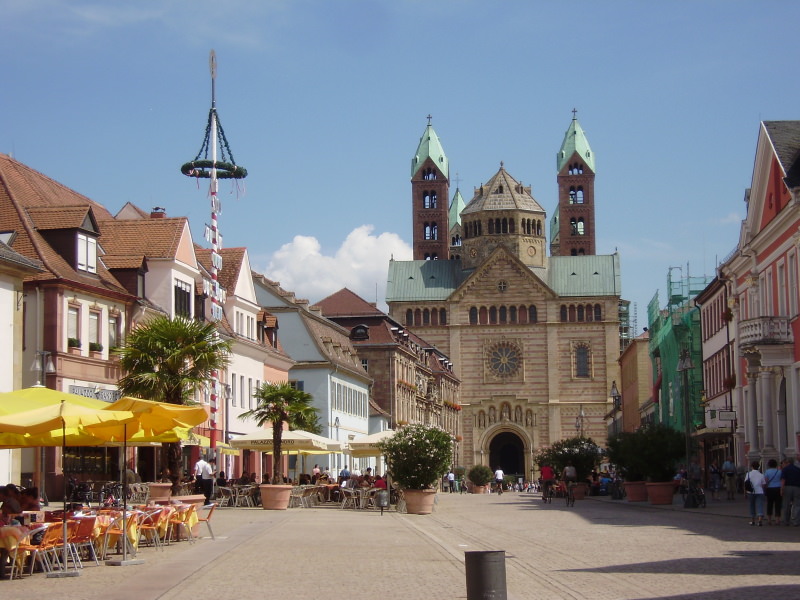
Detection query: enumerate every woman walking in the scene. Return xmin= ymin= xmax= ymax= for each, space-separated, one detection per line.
xmin=763 ymin=458 xmax=783 ymax=525
xmin=746 ymin=461 xmax=767 ymax=526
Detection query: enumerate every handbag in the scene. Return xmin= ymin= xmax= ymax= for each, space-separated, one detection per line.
xmin=744 ymin=475 xmax=754 ymax=493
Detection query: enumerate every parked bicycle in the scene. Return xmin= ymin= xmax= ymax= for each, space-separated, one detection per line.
xmin=565 ymin=481 xmax=576 ymax=507
xmin=682 ymin=481 xmax=706 ymax=508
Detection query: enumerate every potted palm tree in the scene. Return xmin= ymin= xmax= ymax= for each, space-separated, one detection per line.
xmin=377 ymin=424 xmax=452 ymax=514
xmin=467 ymin=464 xmax=493 ymax=494
xmin=116 ymin=315 xmax=231 ymax=495
xmin=239 ymin=382 xmax=318 ymax=510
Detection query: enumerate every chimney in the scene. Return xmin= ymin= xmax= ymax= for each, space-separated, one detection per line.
xmin=150 ymin=207 xmax=166 ymax=219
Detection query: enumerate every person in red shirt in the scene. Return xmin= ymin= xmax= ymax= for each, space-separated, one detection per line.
xmin=373 ymin=474 xmax=387 ymax=489
xmin=540 ymin=464 xmax=556 ymax=502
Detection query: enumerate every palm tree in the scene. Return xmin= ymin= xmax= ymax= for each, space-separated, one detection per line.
xmin=116 ymin=315 xmax=231 ymax=486
xmin=239 ymin=382 xmax=318 ymax=484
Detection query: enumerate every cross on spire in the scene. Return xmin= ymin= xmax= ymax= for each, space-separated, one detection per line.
xmin=427 ymin=114 xmax=433 ymax=126
xmin=572 ymin=107 xmax=578 ymax=120
xmin=454 ymin=172 xmax=461 ymax=189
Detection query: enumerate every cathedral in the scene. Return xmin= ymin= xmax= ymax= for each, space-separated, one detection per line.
xmin=386 ymin=114 xmax=628 ymax=480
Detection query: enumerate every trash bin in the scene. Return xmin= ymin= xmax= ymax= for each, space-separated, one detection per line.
xmin=465 ymin=550 xmax=506 ymax=600
xmin=375 ymin=490 xmax=390 ymax=515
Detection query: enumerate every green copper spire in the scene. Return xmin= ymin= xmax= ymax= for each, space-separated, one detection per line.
xmin=557 ymin=111 xmax=595 ymax=173
xmin=411 ymin=117 xmax=449 ymax=179
xmin=449 ymin=187 xmax=465 ymax=229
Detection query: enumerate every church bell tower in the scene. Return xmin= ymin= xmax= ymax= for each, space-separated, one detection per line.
xmin=552 ymin=111 xmax=596 ymax=257
xmin=411 ymin=117 xmax=450 ymax=260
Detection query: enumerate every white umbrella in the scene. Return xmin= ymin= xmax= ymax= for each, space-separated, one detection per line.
xmin=347 ymin=430 xmax=396 ymax=458
xmin=230 ymin=430 xmax=327 ymax=453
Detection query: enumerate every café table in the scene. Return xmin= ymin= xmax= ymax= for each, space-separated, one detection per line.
xmin=0 ymin=524 xmax=31 ymax=579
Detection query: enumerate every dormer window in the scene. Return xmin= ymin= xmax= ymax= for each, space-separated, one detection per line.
xmin=351 ymin=325 xmax=369 ymax=340
xmin=77 ymin=233 xmax=97 ymax=274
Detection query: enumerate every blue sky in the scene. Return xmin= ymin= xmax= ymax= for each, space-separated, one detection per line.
xmin=2 ymin=1 xmax=799 ymax=330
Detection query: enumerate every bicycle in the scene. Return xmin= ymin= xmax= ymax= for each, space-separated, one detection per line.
xmin=681 ymin=481 xmax=706 ymax=508
xmin=565 ymin=481 xmax=576 ymax=507
xmin=494 ymin=480 xmax=504 ymax=496
xmin=541 ymin=479 xmax=554 ymax=504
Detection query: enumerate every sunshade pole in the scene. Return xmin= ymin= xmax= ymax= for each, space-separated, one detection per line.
xmin=106 ymin=423 xmax=143 ymax=567
xmin=47 ymin=415 xmax=79 ymax=578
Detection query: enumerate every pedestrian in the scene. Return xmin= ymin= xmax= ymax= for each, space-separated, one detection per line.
xmin=708 ymin=460 xmax=721 ymax=501
xmin=447 ymin=470 xmax=455 ymax=493
xmin=763 ymin=458 xmax=783 ymax=525
xmin=722 ymin=456 xmax=736 ymax=500
xmin=339 ymin=464 xmax=351 ymax=485
xmin=780 ymin=457 xmax=800 ymax=526
xmin=745 ymin=461 xmax=766 ymax=526
xmin=194 ymin=455 xmax=215 ymax=505
xmin=493 ymin=466 xmax=505 ymax=494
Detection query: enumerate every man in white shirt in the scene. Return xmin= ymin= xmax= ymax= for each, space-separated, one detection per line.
xmin=447 ymin=470 xmax=456 ymax=493
xmin=494 ymin=467 xmax=504 ymax=494
xmin=195 ymin=456 xmax=215 ymax=505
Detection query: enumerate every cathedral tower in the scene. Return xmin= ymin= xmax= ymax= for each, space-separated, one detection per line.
xmin=551 ymin=112 xmax=596 ymax=256
xmin=411 ymin=117 xmax=450 ymax=260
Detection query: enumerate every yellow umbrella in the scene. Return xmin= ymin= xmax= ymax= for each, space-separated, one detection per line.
xmin=0 ymin=386 xmax=108 ymax=414
xmin=104 ymin=397 xmax=208 ymax=434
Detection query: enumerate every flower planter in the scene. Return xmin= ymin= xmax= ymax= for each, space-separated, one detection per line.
xmin=68 ymin=346 xmax=82 ymax=355
xmin=147 ymin=482 xmax=173 ymax=503
xmin=646 ymin=481 xmax=676 ymax=505
xmin=471 ymin=485 xmax=487 ymax=495
xmin=403 ymin=489 xmax=437 ymax=514
xmin=259 ymin=484 xmax=293 ymax=510
xmin=623 ymin=481 xmax=647 ymax=502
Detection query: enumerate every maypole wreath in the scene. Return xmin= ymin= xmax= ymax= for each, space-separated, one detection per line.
xmin=180 ymin=159 xmax=247 ymax=179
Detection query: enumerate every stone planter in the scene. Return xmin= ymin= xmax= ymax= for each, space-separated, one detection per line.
xmin=645 ymin=481 xmax=676 ymax=505
xmin=259 ymin=484 xmax=292 ymax=510
xmin=623 ymin=481 xmax=647 ymax=502
xmin=403 ymin=489 xmax=437 ymax=514
xmin=471 ymin=484 xmax=488 ymax=495
xmin=147 ymin=482 xmax=173 ymax=503
xmin=68 ymin=346 xmax=82 ymax=355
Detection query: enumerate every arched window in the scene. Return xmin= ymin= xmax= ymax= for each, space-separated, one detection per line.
xmin=569 ymin=187 xmax=577 ymax=204
xmin=577 ymin=218 xmax=585 ymax=235
xmin=537 ymin=220 xmax=542 ymax=235
xmin=499 ymin=306 xmax=507 ymax=323
xmin=509 ymin=219 xmax=515 ymax=233
xmin=568 ymin=305 xmax=576 ymax=322
xmin=479 ymin=307 xmax=488 ymax=325
xmin=509 ymin=306 xmax=517 ymax=323
xmin=501 ymin=218 xmax=508 ymax=233
xmin=469 ymin=307 xmax=478 ymax=325
xmin=414 ymin=309 xmax=421 ymax=326
xmin=594 ymin=304 xmax=602 ymax=321
xmin=577 ymin=305 xmax=585 ymax=321
xmin=571 ymin=249 xmax=577 ymax=256
xmin=439 ymin=309 xmax=447 ymax=325
xmin=489 ymin=306 xmax=498 ymax=324
xmin=529 ymin=305 xmax=537 ymax=323
xmin=576 ymin=187 xmax=584 ymax=204
xmin=570 ymin=218 xmax=578 ymax=235
xmin=431 ymin=223 xmax=438 ymax=240
xmin=575 ymin=344 xmax=590 ymax=378
xmin=431 ymin=308 xmax=438 ymax=326
xmin=519 ymin=305 xmax=528 ymax=324
xmin=488 ymin=219 xmax=494 ymax=234
xmin=586 ymin=304 xmax=593 ymax=322
xmin=494 ymin=218 xmax=501 ymax=234
xmin=560 ymin=305 xmax=567 ymax=322
xmin=431 ymin=253 xmax=438 ymax=260
xmin=406 ymin=309 xmax=413 ymax=326
xmin=423 ymin=309 xmax=430 ymax=325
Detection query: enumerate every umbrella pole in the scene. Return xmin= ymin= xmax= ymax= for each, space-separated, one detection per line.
xmin=47 ymin=420 xmax=79 ymax=578
xmin=106 ymin=424 xmax=143 ymax=567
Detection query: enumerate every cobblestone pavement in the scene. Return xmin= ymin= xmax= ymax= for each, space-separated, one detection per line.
xmin=5 ymin=491 xmax=800 ymax=600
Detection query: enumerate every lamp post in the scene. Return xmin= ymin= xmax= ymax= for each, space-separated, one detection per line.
xmin=31 ymin=350 xmax=55 ymax=387
xmin=334 ymin=417 xmax=340 ymax=472
xmin=677 ymin=349 xmax=694 ymax=470
xmin=575 ymin=405 xmax=585 ymax=438
xmin=610 ymin=380 xmax=621 ymax=435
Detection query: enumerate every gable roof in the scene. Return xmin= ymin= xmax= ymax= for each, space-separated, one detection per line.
xmin=26 ymin=205 xmax=98 ymax=232
xmin=100 ymin=217 xmax=189 ymax=260
xmin=195 ymin=246 xmax=246 ymax=294
xmin=315 ymin=288 xmax=383 ymax=317
xmin=386 ymin=259 xmax=469 ymax=302
xmin=763 ymin=121 xmax=800 ymax=188
xmin=461 ymin=164 xmax=545 ymax=216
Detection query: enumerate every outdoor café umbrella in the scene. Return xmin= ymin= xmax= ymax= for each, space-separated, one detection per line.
xmin=230 ymin=430 xmax=328 ymax=453
xmin=0 ymin=386 xmax=108 ymax=414
xmin=347 ymin=430 xmax=396 ymax=458
xmin=0 ymin=400 xmax=137 ymax=577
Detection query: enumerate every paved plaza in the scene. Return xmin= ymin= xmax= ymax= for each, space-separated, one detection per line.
xmin=6 ymin=491 xmax=800 ymax=600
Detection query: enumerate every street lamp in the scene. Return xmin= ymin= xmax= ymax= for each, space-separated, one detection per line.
xmin=334 ymin=417 xmax=340 ymax=471
xmin=610 ymin=381 xmax=622 ymax=434
xmin=575 ymin=405 xmax=585 ymax=437
xmin=30 ymin=350 xmax=55 ymax=387
xmin=677 ymin=348 xmax=694 ymax=469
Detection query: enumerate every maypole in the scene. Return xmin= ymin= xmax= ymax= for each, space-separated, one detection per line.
xmin=181 ymin=50 xmax=247 ymax=451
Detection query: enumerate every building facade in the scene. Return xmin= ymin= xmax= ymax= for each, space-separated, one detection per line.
xmin=387 ymin=116 xmax=625 ymax=481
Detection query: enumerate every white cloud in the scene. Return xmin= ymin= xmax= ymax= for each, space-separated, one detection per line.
xmin=261 ymin=225 xmax=412 ymax=310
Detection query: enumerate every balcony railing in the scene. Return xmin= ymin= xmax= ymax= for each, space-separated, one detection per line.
xmin=739 ymin=316 xmax=793 ymax=347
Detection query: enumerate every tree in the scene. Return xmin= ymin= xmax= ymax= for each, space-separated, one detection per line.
xmin=116 ymin=315 xmax=231 ymax=487
xmin=239 ymin=382 xmax=318 ymax=484
xmin=533 ymin=436 xmax=601 ymax=482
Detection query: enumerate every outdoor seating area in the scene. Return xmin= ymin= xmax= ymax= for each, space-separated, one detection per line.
xmin=0 ymin=501 xmax=214 ymax=580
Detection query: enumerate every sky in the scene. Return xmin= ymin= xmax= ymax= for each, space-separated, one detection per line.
xmin=2 ymin=1 xmax=799 ymax=332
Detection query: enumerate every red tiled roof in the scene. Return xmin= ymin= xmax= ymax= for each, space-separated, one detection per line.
xmin=100 ymin=218 xmax=188 ymax=259
xmin=102 ymin=255 xmax=146 ymax=270
xmin=26 ymin=206 xmax=95 ymax=231
xmin=315 ymin=287 xmax=383 ymax=317
xmin=195 ymin=246 xmax=245 ymax=293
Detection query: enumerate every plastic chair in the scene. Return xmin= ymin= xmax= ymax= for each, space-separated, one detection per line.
xmin=138 ymin=507 xmax=165 ymax=550
xmin=197 ymin=503 xmax=216 ymax=540
xmin=166 ymin=504 xmax=196 ymax=545
xmin=70 ymin=516 xmax=99 ymax=567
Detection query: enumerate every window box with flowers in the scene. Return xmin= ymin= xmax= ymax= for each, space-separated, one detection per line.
xmin=89 ymin=342 xmax=104 ymax=356
xmin=67 ymin=338 xmax=82 ymax=354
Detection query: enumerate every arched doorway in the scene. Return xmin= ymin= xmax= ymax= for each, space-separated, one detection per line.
xmin=489 ymin=431 xmax=525 ymax=478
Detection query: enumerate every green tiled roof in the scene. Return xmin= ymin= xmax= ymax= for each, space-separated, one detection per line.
xmin=548 ymin=254 xmax=621 ymax=296
xmin=411 ymin=124 xmax=449 ymax=179
xmin=557 ymin=117 xmax=595 ymax=173
xmin=386 ymin=259 xmax=468 ymax=302
xmin=449 ymin=188 xmax=465 ymax=229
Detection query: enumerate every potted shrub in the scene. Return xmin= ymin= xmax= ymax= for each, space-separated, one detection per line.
xmin=89 ymin=342 xmax=103 ymax=354
xmin=467 ymin=464 xmax=493 ymax=494
xmin=533 ymin=436 xmax=600 ymax=500
xmin=240 ymin=382 xmax=318 ymax=510
xmin=67 ymin=337 xmax=81 ymax=354
xmin=378 ymin=424 xmax=452 ymax=514
xmin=608 ymin=424 xmax=686 ymax=505
xmin=606 ymin=430 xmax=648 ymax=502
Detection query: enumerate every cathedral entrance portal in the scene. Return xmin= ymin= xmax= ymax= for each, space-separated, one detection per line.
xmin=489 ymin=431 xmax=524 ymax=478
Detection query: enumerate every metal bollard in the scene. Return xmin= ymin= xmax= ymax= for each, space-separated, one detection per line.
xmin=465 ymin=550 xmax=507 ymax=600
